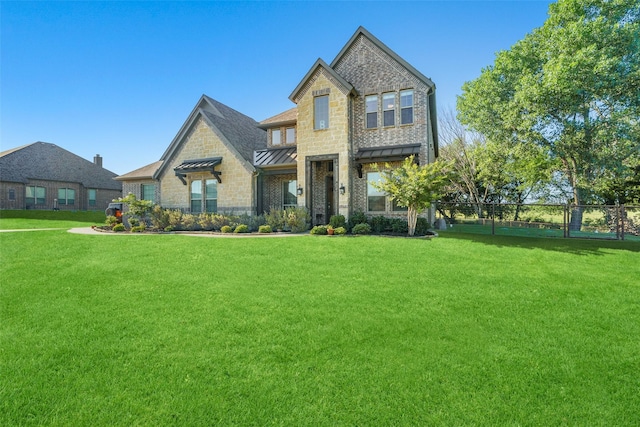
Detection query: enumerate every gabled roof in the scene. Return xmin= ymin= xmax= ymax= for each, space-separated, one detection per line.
xmin=153 ymin=95 xmax=267 ymax=179
xmin=0 ymin=141 xmax=121 ymax=190
xmin=115 ymin=160 xmax=163 ymax=181
xmin=289 ymin=59 xmax=355 ymax=104
xmin=258 ymin=107 xmax=297 ymax=129
xmin=330 ymin=26 xmax=436 ymax=90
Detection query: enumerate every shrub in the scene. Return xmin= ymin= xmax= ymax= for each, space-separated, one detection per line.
xmin=348 ymin=210 xmax=367 ymax=230
xmin=334 ymin=226 xmax=347 ymax=235
xmin=112 ymin=223 xmax=126 ymax=232
xmin=265 ymin=208 xmax=286 ymax=230
xmin=310 ymin=225 xmax=328 ymax=235
xmin=131 ymin=225 xmax=145 ymax=233
xmin=168 ymin=210 xmax=183 ymax=230
xmin=181 ymin=213 xmax=199 ymax=231
xmin=258 ymin=225 xmax=272 ymax=233
xmin=234 ymin=224 xmax=249 ymax=233
xmin=369 ymin=215 xmax=389 ymax=233
xmin=150 ymin=206 xmax=170 ymax=230
xmin=211 ymin=214 xmax=232 ymax=231
xmin=285 ymin=207 xmax=310 ymax=233
xmin=415 ymin=217 xmax=430 ymax=236
xmin=197 ymin=213 xmax=215 ymax=231
xmin=390 ymin=218 xmax=409 ymax=234
xmin=329 ymin=214 xmax=346 ymax=229
xmin=164 ymin=225 xmax=174 ymax=232
xmin=105 ymin=215 xmax=118 ymax=227
xmin=221 ymin=225 xmax=232 ymax=233
xmin=128 ymin=217 xmax=140 ymax=227
xmin=352 ymin=223 xmax=371 ymax=235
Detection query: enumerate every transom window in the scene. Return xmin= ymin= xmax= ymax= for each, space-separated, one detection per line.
xmin=365 ymin=95 xmax=378 ymax=129
xmin=272 ymin=129 xmax=281 ymax=146
xmin=367 ymin=172 xmax=386 ymax=211
xmin=283 ymin=180 xmax=297 ymax=209
xmin=190 ymin=179 xmax=217 ymax=213
xmin=400 ymin=90 xmax=414 ymax=124
xmin=383 ymin=93 xmax=395 ymax=126
xmin=26 ymin=186 xmax=45 ymax=205
xmin=314 ymin=95 xmax=329 ymax=130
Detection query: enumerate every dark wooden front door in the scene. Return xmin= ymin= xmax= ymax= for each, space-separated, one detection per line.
xmin=326 ymin=175 xmax=335 ymax=221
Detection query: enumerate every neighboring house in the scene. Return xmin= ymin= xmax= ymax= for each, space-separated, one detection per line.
xmin=0 ymin=142 xmax=122 ymax=211
xmin=119 ymin=26 xmax=439 ymax=225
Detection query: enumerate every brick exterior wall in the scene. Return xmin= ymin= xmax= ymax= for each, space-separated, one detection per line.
xmin=261 ymin=173 xmax=297 ymax=211
xmin=122 ymin=180 xmax=160 ymax=204
xmin=0 ymin=179 xmax=120 ymax=211
xmin=158 ymin=117 xmax=255 ymax=214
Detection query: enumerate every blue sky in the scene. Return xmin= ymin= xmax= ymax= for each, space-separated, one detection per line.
xmin=1 ymin=1 xmax=554 ymax=175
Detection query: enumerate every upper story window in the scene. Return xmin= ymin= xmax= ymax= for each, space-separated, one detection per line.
xmin=272 ymin=129 xmax=282 ymax=146
xmin=400 ymin=90 xmax=414 ymax=124
xmin=286 ymin=127 xmax=296 ymax=144
xmin=383 ymin=93 xmax=395 ymax=127
xmin=365 ymin=95 xmax=378 ymax=129
xmin=314 ymin=95 xmax=329 ymax=130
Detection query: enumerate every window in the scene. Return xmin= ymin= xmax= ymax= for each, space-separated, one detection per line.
xmin=365 ymin=95 xmax=378 ymax=129
xmin=272 ymin=129 xmax=281 ymax=146
xmin=88 ymin=189 xmax=97 ymax=206
xmin=283 ymin=180 xmax=297 ymax=209
xmin=8 ymin=189 xmax=15 ymax=201
xmin=141 ymin=184 xmax=155 ymax=203
xmin=26 ymin=186 xmax=45 ymax=205
xmin=58 ymin=188 xmax=75 ymax=205
xmin=383 ymin=93 xmax=395 ymax=126
xmin=314 ymin=95 xmax=329 ymax=130
xmin=400 ymin=90 xmax=414 ymax=124
xmin=205 ymin=179 xmax=217 ymax=212
xmin=191 ymin=179 xmax=217 ymax=213
xmin=367 ymin=172 xmax=386 ymax=211
xmin=286 ymin=127 xmax=296 ymax=144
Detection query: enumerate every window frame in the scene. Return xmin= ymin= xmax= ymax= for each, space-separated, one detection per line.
xmin=283 ymin=180 xmax=297 ymax=209
xmin=26 ymin=186 xmax=46 ymax=205
xmin=141 ymin=184 xmax=155 ymax=203
xmin=367 ymin=172 xmax=386 ymax=212
xmin=383 ymin=92 xmax=395 ymax=127
xmin=88 ymin=189 xmax=97 ymax=206
xmin=271 ymin=128 xmax=282 ymax=146
xmin=190 ymin=179 xmax=217 ymax=213
xmin=400 ymin=89 xmax=414 ymax=125
xmin=314 ymin=95 xmax=329 ymax=130
xmin=285 ymin=127 xmax=296 ymax=144
xmin=365 ymin=95 xmax=378 ymax=129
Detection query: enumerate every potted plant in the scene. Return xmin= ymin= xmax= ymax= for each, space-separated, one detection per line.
xmin=327 ymin=225 xmax=335 ymax=235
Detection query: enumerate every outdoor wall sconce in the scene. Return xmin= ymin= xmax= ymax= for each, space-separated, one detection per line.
xmin=297 ymin=186 xmax=303 ymax=196
xmin=339 ymin=184 xmax=345 ymax=195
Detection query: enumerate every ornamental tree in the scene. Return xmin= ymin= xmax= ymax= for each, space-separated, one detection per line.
xmin=372 ymin=156 xmax=453 ymax=236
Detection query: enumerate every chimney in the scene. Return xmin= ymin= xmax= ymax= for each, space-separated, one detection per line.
xmin=94 ymin=154 xmax=103 ymax=168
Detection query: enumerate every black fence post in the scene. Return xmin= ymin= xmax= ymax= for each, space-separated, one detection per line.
xmin=491 ymin=203 xmax=495 ymax=235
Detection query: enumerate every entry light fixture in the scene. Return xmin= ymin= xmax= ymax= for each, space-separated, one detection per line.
xmin=297 ymin=186 xmax=303 ymax=196
xmin=339 ymin=183 xmax=346 ymax=195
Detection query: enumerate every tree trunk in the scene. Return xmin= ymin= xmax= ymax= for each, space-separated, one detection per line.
xmin=407 ymin=207 xmax=417 ymax=236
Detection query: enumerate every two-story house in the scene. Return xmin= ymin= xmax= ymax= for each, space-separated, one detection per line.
xmin=117 ymin=26 xmax=438 ymax=225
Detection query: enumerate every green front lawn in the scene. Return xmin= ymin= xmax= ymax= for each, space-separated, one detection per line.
xmin=1 ymin=225 xmax=639 ymax=425
xmin=0 ymin=209 xmax=105 ymax=229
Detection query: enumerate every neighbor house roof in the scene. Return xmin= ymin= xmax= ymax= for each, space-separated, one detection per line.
xmin=153 ymin=95 xmax=267 ymax=179
xmin=0 ymin=141 xmax=121 ymax=190
xmin=115 ymin=160 xmax=163 ymax=181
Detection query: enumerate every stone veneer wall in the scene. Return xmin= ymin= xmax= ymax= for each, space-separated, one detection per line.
xmin=159 ymin=117 xmax=255 ymax=214
xmin=295 ymin=69 xmax=351 ymax=220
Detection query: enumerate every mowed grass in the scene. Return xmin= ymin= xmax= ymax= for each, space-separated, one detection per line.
xmin=1 ymin=224 xmax=639 ymax=425
xmin=0 ymin=210 xmax=105 ymax=229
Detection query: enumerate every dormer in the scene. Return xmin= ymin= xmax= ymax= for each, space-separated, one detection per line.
xmin=258 ymin=107 xmax=298 ymax=148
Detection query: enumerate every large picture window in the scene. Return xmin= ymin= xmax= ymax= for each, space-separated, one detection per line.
xmin=191 ymin=179 xmax=218 ymax=213
xmin=142 ymin=184 xmax=156 ymax=203
xmin=400 ymin=90 xmax=414 ymax=124
xmin=26 ymin=186 xmax=45 ymax=205
xmin=383 ymin=93 xmax=395 ymax=127
xmin=367 ymin=172 xmax=385 ymax=211
xmin=314 ymin=95 xmax=329 ymax=130
xmin=365 ymin=95 xmax=378 ymax=129
xmin=283 ymin=180 xmax=297 ymax=209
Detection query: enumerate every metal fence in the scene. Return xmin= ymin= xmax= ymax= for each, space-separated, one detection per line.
xmin=435 ymin=203 xmax=640 ymax=241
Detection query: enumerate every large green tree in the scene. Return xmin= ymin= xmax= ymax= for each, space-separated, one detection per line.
xmin=458 ymin=0 xmax=640 ymax=226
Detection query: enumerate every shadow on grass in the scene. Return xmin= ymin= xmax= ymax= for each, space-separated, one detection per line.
xmin=438 ymin=231 xmax=640 ymax=255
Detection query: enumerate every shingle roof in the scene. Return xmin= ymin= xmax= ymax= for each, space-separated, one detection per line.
xmin=115 ymin=160 xmax=163 ymax=181
xmin=258 ymin=108 xmax=297 ymax=128
xmin=0 ymin=142 xmax=121 ymax=190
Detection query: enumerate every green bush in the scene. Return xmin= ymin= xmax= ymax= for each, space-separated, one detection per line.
xmin=369 ymin=215 xmax=389 ymax=233
xmin=334 ymin=226 xmax=347 ymax=235
xmin=163 ymin=225 xmax=174 ymax=232
xmin=390 ymin=218 xmax=409 ymax=234
xmin=112 ymin=223 xmax=126 ymax=232
xmin=351 ymin=223 xmax=371 ymax=235
xmin=197 ymin=213 xmax=215 ymax=231
xmin=150 ymin=206 xmax=170 ymax=230
xmin=181 ymin=213 xmax=199 ymax=231
xmin=348 ymin=210 xmax=367 ymax=230
xmin=221 ymin=225 xmax=232 ymax=233
xmin=285 ymin=207 xmax=310 ymax=233
xmin=131 ymin=225 xmax=145 ymax=233
xmin=329 ymin=214 xmax=346 ymax=229
xmin=168 ymin=210 xmax=183 ymax=230
xmin=265 ymin=208 xmax=287 ymax=230
xmin=415 ymin=217 xmax=430 ymax=236
xmin=128 ymin=217 xmax=140 ymax=227
xmin=234 ymin=224 xmax=249 ymax=233
xmin=258 ymin=225 xmax=272 ymax=233
xmin=105 ymin=215 xmax=118 ymax=226
xmin=310 ymin=225 xmax=328 ymax=235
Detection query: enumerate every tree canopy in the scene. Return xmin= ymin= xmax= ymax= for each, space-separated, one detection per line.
xmin=457 ymin=0 xmax=640 ymax=207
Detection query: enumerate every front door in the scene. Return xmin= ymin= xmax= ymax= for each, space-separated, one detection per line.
xmin=325 ymin=175 xmax=335 ymax=221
